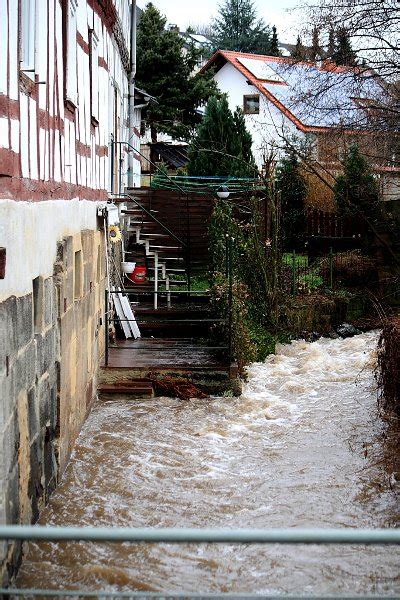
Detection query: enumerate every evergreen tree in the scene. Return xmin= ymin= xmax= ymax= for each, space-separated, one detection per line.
xmin=327 ymin=28 xmax=335 ymax=58
xmin=214 ymin=0 xmax=271 ymax=54
xmin=334 ymin=144 xmax=381 ymax=223
xmin=136 ymin=3 xmax=217 ymax=141
xmin=187 ymin=96 xmax=258 ymax=178
xmin=333 ymin=27 xmax=357 ymax=66
xmin=291 ymin=35 xmax=306 ymax=61
xmin=309 ymin=26 xmax=321 ymax=61
xmin=275 ymin=149 xmax=307 ymax=250
xmin=269 ymin=26 xmax=280 ymax=57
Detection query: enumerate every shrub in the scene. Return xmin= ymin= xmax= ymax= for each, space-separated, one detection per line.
xmin=320 ymin=250 xmax=376 ymax=286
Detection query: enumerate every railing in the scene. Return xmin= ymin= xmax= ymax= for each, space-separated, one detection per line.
xmin=104 ymin=288 xmax=232 ymax=367
xmin=110 ymin=140 xmax=192 ymax=294
xmin=104 ymin=237 xmax=234 ymax=367
xmin=281 ymin=249 xmax=377 ymax=296
xmin=1 ymin=526 xmax=399 ymax=598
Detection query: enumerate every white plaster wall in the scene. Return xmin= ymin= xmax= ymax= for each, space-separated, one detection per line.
xmin=0 ymin=0 xmax=7 ymax=95
xmin=214 ymin=62 xmax=298 ymax=167
xmin=0 ymin=199 xmax=102 ymax=301
xmin=0 ymin=118 xmax=8 ymax=149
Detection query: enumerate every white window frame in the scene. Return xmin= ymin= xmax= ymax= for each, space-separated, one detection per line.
xmin=65 ymin=0 xmax=78 ymax=106
xmin=20 ymin=0 xmax=36 ymax=77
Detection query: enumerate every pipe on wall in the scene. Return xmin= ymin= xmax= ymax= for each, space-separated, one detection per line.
xmin=127 ymin=0 xmax=137 ymax=188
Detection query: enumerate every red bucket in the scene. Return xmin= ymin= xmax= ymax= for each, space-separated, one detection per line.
xmin=129 ymin=265 xmax=147 ymax=284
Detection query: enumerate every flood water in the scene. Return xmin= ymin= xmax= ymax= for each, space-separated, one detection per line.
xmin=16 ymin=331 xmax=399 ymax=596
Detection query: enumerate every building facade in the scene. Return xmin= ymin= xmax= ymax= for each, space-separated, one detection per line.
xmin=204 ymin=50 xmax=399 ymax=202
xmin=0 ymin=0 xmax=138 ymax=581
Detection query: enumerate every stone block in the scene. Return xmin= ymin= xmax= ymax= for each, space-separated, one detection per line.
xmin=27 ymin=387 xmax=39 ymax=442
xmin=37 ymin=375 xmax=51 ymax=429
xmin=15 ymin=293 xmax=33 ymax=349
xmin=5 ymin=463 xmax=19 ymax=524
xmin=63 ymin=236 xmax=74 ymax=271
xmin=0 ymin=296 xmax=17 ymax=363
xmin=28 ymin=437 xmax=43 ymax=523
xmin=81 ymin=229 xmax=94 ymax=264
xmin=84 ymin=263 xmax=92 ymax=295
xmin=2 ymin=411 xmax=19 ymax=480
xmin=43 ymin=428 xmax=57 ymax=499
xmin=14 ymin=341 xmax=36 ymax=402
xmin=43 ymin=277 xmax=55 ymax=327
xmin=36 ymin=328 xmax=58 ymax=378
xmin=0 ymin=369 xmax=15 ymax=427
xmin=62 ymin=269 xmax=74 ymax=311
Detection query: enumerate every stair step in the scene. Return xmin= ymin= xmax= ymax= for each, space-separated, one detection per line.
xmin=140 ymin=233 xmax=170 ymax=238
xmin=147 ymin=267 xmax=186 ymax=272
xmin=98 ymin=382 xmax=154 ymax=397
xmin=149 ymin=245 xmax=180 ymax=250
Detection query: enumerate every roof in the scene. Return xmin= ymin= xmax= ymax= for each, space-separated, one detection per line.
xmin=202 ymin=50 xmax=386 ymax=133
xmin=150 ymin=143 xmax=188 ymax=169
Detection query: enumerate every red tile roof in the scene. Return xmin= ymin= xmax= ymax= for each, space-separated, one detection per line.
xmin=202 ymin=50 xmax=371 ymax=134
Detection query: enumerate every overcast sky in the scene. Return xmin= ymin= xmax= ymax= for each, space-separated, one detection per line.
xmin=137 ymin=0 xmax=301 ymax=44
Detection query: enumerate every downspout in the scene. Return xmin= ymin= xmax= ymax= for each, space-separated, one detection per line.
xmin=127 ymin=0 xmax=137 ymax=188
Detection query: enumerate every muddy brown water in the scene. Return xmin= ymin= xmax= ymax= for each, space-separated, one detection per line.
xmin=16 ymin=331 xmax=399 ymax=596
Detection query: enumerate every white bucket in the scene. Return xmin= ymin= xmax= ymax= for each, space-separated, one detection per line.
xmin=121 ymin=261 xmax=136 ymax=274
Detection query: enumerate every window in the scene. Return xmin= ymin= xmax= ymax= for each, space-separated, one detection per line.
xmin=243 ymin=94 xmax=260 ymax=115
xmin=89 ymin=28 xmax=99 ymax=123
xmin=65 ymin=0 xmax=78 ymax=106
xmin=20 ymin=0 xmax=36 ymax=76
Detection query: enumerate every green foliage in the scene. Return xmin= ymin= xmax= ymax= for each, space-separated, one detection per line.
xmin=208 ymin=197 xmax=281 ymax=369
xmin=327 ymin=29 xmax=335 ymax=57
xmin=247 ymin=321 xmax=277 ymax=361
xmin=334 ymin=144 xmax=382 ymax=224
xmin=187 ymin=96 xmax=258 ymax=177
xmin=136 ymin=3 xmax=218 ymax=141
xmin=214 ymin=0 xmax=272 ymax=54
xmin=275 ymin=149 xmax=307 ymax=250
xmin=269 ymin=26 xmax=280 ymax=57
xmin=211 ymin=276 xmax=257 ymax=371
xmin=333 ymin=27 xmax=357 ymax=66
xmin=310 ymin=26 xmax=322 ymax=61
xmin=291 ymin=35 xmax=306 ymax=60
xmin=208 ymin=198 xmax=244 ymax=277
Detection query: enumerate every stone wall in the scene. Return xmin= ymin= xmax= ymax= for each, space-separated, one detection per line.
xmin=0 ymin=229 xmax=105 ymax=583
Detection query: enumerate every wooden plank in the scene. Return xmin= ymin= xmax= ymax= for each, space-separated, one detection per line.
xmin=112 ymin=287 xmax=132 ymax=339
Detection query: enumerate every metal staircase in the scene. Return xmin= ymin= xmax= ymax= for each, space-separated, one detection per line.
xmin=121 ymin=193 xmax=188 ymax=310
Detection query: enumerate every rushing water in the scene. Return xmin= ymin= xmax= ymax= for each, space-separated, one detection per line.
xmin=16 ymin=331 xmax=399 ymax=596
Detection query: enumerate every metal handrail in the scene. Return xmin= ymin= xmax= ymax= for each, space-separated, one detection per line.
xmin=116 ymin=191 xmax=186 ymax=248
xmin=2 ymin=526 xmax=399 ymax=598
xmin=0 ymin=525 xmax=399 ymax=543
xmin=1 ymin=592 xmax=398 ymax=599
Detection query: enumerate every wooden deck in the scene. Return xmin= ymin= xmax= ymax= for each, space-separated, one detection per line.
xmin=102 ymin=338 xmax=229 ymax=371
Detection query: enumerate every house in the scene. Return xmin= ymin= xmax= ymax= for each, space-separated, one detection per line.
xmin=0 ymin=0 xmax=142 ymax=581
xmin=202 ymin=50 xmax=399 ymax=201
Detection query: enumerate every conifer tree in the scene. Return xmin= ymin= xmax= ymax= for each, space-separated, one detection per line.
xmin=327 ymin=28 xmax=335 ymax=58
xmin=136 ymin=3 xmax=217 ymax=141
xmin=187 ymin=96 xmax=258 ymax=178
xmin=269 ymin=26 xmax=280 ymax=57
xmin=214 ymin=0 xmax=271 ymax=54
xmin=275 ymin=149 xmax=307 ymax=250
xmin=333 ymin=27 xmax=357 ymax=66
xmin=334 ymin=144 xmax=381 ymax=223
xmin=291 ymin=35 xmax=306 ymax=61
xmin=309 ymin=26 xmax=321 ymax=61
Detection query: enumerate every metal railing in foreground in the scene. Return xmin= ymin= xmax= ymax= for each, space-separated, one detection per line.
xmin=1 ymin=526 xmax=399 ymax=599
